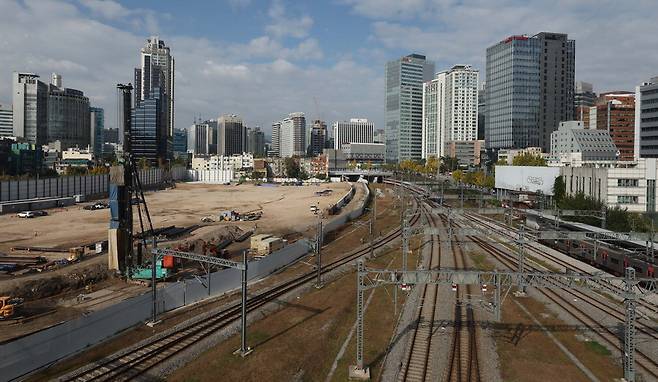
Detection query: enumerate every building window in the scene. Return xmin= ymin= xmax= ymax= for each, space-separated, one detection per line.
xmin=618 ymin=195 xmax=638 ymax=204
xmin=617 ymin=179 xmax=639 ymax=187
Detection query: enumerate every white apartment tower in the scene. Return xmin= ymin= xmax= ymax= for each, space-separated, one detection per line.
xmin=422 ymin=65 xmax=479 ymax=159
xmin=332 ymin=118 xmax=374 ymax=149
xmin=278 ymin=112 xmax=306 ymax=157
xmin=134 ymin=36 xmax=175 ymax=136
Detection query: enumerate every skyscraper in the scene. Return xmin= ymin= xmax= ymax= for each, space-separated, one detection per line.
xmin=0 ymin=104 xmax=12 ymax=138
xmin=332 ymin=119 xmax=374 ymax=149
xmin=309 ymin=120 xmax=327 ymax=156
xmin=247 ymin=127 xmax=266 ymax=157
xmin=90 ymin=107 xmax=104 ymax=155
xmin=173 ymin=128 xmax=188 ymax=154
xmin=217 ymin=114 xmax=246 ymax=156
xmin=131 ymin=85 xmax=168 ymax=164
xmin=278 ymin=112 xmax=306 ymax=157
xmin=486 ymin=33 xmax=575 ymax=152
xmin=575 ymin=81 xmax=596 ymax=127
xmin=477 ymin=83 xmax=486 ymax=140
xmin=46 ymin=73 xmax=90 ymax=150
xmin=385 ymin=54 xmax=435 ymax=162
xmin=271 ymin=122 xmax=281 ymax=157
xmin=12 ymin=72 xmax=48 ymax=145
xmin=635 ymin=77 xmax=658 ymax=159
xmin=596 ymin=92 xmax=635 ymax=161
xmin=135 ymin=36 xmax=174 ymax=156
xmin=188 ymin=122 xmax=210 ymax=155
xmin=422 ymin=65 xmax=479 ymax=159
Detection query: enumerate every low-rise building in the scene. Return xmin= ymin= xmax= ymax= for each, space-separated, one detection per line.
xmin=560 ymin=159 xmax=656 ymax=213
xmin=340 ymin=142 xmax=385 ymax=163
xmin=191 ymin=152 xmax=254 ymax=172
xmin=549 ymin=121 xmax=618 ymax=166
xmin=56 ymin=146 xmax=95 ymax=173
xmin=447 ymin=140 xmax=485 ymax=167
xmin=497 ymin=146 xmax=544 ymax=165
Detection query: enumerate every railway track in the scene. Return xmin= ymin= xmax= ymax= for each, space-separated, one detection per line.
xmin=468 ymin=212 xmax=658 ymax=316
xmin=460 ymin=225 xmax=658 ymax=379
xmin=397 ymin=207 xmax=441 ymax=382
xmin=466 ymin=213 xmax=658 ymax=339
xmin=57 ymin=193 xmax=422 ymax=382
xmin=443 ymin=214 xmax=481 ymax=382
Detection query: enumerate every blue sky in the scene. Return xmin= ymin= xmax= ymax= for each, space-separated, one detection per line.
xmin=0 ymin=0 xmax=656 ymax=137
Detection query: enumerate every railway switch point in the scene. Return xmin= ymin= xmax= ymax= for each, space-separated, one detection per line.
xmin=348 ymin=365 xmax=370 ymax=380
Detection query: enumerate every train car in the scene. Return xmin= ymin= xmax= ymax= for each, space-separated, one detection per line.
xmin=536 ymin=216 xmax=656 ymax=278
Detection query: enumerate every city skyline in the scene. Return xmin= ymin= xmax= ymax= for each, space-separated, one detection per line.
xmin=0 ymin=0 xmax=656 ymax=138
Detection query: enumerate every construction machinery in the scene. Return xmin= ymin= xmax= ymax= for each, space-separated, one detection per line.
xmin=0 ymin=296 xmax=22 ymax=319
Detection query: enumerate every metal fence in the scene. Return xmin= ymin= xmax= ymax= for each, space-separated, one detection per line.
xmin=0 ymin=167 xmax=188 ymax=203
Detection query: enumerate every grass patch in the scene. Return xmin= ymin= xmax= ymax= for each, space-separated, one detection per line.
xmin=527 ymin=255 xmax=560 ymax=272
xmin=585 ymin=340 xmax=612 ymax=356
xmin=468 ymin=252 xmax=495 ymax=271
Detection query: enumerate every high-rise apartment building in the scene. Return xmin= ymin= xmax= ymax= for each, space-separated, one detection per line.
xmin=575 ymin=81 xmax=596 ymax=127
xmin=46 ymin=74 xmax=90 ymax=150
xmin=90 ymin=107 xmax=104 ymax=155
xmin=12 ymin=72 xmax=48 ymax=145
xmin=422 ymin=65 xmax=479 ymax=159
xmin=247 ymin=127 xmax=265 ymax=157
xmin=385 ymin=54 xmax=435 ymax=162
xmin=271 ymin=122 xmax=281 ymax=157
xmin=595 ymin=92 xmax=635 ymax=161
xmin=278 ymin=112 xmax=306 ymax=157
xmin=309 ymin=120 xmax=326 ymax=156
xmin=332 ymin=118 xmax=374 ymax=150
xmin=486 ymin=33 xmax=575 ymax=152
xmin=0 ymin=104 xmax=12 ymax=137
xmin=217 ymin=114 xmax=246 ymax=156
xmin=635 ymin=77 xmax=658 ymax=159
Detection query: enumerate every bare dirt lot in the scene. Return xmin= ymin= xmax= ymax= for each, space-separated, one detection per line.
xmin=0 ymin=182 xmax=351 ymax=255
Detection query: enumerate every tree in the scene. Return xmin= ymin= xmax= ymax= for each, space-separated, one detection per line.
xmin=284 ymin=157 xmax=301 ymax=179
xmin=440 ymin=156 xmax=459 ymax=173
xmin=553 ymin=176 xmax=566 ymax=204
xmin=65 ymin=166 xmax=88 ymax=176
xmin=425 ymin=156 xmax=439 ymax=175
xmin=483 ymin=175 xmax=495 ymax=189
xmin=452 ymin=170 xmax=464 ymax=183
xmin=512 ymin=152 xmax=547 ymax=166
xmin=138 ymin=157 xmax=151 ymax=170
xmin=89 ymin=166 xmax=109 ymax=175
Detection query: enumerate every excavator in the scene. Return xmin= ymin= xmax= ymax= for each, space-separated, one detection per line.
xmin=0 ymin=296 xmax=20 ymax=318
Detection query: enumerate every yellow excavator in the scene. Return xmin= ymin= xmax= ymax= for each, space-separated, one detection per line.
xmin=0 ymin=296 xmax=20 ymax=318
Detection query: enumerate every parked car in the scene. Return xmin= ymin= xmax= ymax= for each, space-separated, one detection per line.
xmin=17 ymin=210 xmax=47 ymax=218
xmin=84 ymin=202 xmax=109 ymax=210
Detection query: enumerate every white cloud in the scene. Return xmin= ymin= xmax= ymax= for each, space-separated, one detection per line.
xmin=265 ymin=0 xmax=314 ymax=39
xmin=0 ymin=0 xmax=378 ymax=135
xmin=364 ymin=1 xmax=658 ymax=92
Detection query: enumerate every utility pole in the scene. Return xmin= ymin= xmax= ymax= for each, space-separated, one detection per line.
xmin=517 ymin=225 xmax=526 ymax=293
xmin=623 ymin=267 xmax=636 ymax=382
xmin=601 ymin=205 xmax=607 ymax=230
xmin=402 ymin=211 xmax=409 ymax=272
xmin=236 ymin=250 xmax=252 ymax=357
xmin=315 ymin=219 xmax=323 ymax=288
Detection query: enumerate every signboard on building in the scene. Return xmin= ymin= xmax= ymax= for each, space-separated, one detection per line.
xmin=495 ymin=166 xmax=559 ymax=195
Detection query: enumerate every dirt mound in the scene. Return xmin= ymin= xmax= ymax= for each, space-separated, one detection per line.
xmin=0 ymin=262 xmax=110 ymax=301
